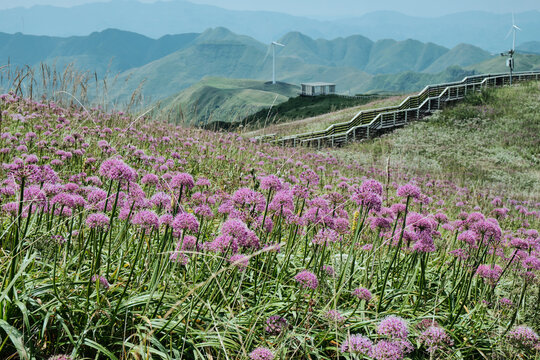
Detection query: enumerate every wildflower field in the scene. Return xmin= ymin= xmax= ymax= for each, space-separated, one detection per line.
xmin=0 ymin=88 xmax=539 ymax=359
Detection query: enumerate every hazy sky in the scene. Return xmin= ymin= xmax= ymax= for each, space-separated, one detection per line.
xmin=0 ymin=0 xmax=539 ymax=18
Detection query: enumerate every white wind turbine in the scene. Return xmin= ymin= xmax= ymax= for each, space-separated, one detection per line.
xmin=271 ymin=41 xmax=285 ymax=84
xmin=507 ymin=12 xmax=521 ymax=53
xmin=501 ymin=13 xmax=521 ymax=85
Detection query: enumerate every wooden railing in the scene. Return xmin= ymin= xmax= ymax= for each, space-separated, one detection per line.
xmin=257 ymin=71 xmax=540 ymax=149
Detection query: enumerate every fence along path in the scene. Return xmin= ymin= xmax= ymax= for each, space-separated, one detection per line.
xmin=257 ymin=71 xmax=540 ymax=149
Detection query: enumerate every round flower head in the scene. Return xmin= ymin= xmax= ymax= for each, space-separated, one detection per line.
xmin=419 ymin=326 xmax=454 ymax=354
xmin=353 ymin=287 xmax=372 ymax=302
xmin=249 ymin=347 xmax=274 ymax=360
xmin=294 ymin=270 xmax=318 ymax=290
xmin=475 ymin=264 xmax=502 ymax=286
xmin=397 ymin=183 xmax=421 ymax=200
xmin=341 ymin=334 xmax=373 ymax=355
xmin=170 ymin=172 xmax=195 ymax=189
xmin=259 ymin=174 xmax=283 ymax=191
xmin=131 ymin=210 xmax=159 ymax=230
xmin=99 ymin=158 xmax=136 ymax=182
xmin=370 ymin=340 xmax=405 ymax=360
xmin=507 ymin=325 xmax=539 ymax=352
xmin=377 ymin=316 xmax=409 ymax=340
xmin=86 ymin=213 xmax=110 ymax=229
xmin=172 ymin=212 xmax=200 ymax=233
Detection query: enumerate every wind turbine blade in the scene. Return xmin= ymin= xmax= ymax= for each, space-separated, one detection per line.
xmin=505 ymin=27 xmax=513 ymax=39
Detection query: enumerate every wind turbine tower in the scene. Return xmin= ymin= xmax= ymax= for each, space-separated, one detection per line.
xmin=272 ymin=41 xmax=285 ymax=84
xmin=501 ymin=13 xmax=521 ymax=85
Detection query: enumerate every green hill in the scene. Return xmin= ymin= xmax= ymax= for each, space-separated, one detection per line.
xmin=364 ymin=39 xmax=448 ymax=74
xmin=466 ymin=53 xmax=540 ymax=73
xmin=151 ymin=77 xmax=300 ymax=127
xmin=424 ymin=43 xmax=493 ymax=73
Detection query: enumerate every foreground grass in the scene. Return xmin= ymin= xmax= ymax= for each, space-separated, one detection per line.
xmin=334 ymin=82 xmax=540 ymax=201
xmin=0 ymin=89 xmax=538 ymax=360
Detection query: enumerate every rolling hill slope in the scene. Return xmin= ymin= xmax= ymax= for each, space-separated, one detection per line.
xmin=466 ymin=53 xmax=540 ymax=73
xmin=151 ymin=77 xmax=300 ymax=127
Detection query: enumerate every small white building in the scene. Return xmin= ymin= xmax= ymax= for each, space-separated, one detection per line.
xmin=300 ymin=82 xmax=336 ymax=96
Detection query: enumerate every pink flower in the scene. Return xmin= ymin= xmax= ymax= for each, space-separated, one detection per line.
xmin=172 ymin=212 xmax=199 ymax=233
xmin=170 ymin=173 xmax=195 ymax=189
xmin=249 ymin=347 xmax=274 ymax=360
xmin=397 ymin=183 xmax=421 ymax=200
xmin=294 ymin=270 xmax=318 ymax=290
xmin=353 ymin=287 xmax=372 ymax=302
xmin=341 ymin=334 xmax=373 ymax=355
xmin=86 ymin=213 xmax=110 ymax=229
xmin=377 ymin=316 xmax=409 ymax=340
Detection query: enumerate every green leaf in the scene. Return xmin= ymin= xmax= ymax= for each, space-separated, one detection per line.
xmin=83 ymin=339 xmax=120 ymax=360
xmin=0 ymin=319 xmax=30 ymax=360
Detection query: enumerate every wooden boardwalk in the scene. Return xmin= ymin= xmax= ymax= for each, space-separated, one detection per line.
xmin=256 ymin=71 xmax=540 ymax=149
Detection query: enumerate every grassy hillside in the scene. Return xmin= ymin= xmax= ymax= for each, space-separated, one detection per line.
xmin=467 ymin=53 xmax=540 ymax=73
xmin=1 ymin=85 xmax=539 ymax=359
xmin=424 ymin=43 xmax=493 ymax=73
xmin=333 ymin=82 xmax=540 ymax=199
xmin=151 ymin=77 xmax=300 ymax=126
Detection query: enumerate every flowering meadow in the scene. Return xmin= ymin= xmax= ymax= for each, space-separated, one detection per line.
xmin=0 ymin=91 xmax=539 ymax=359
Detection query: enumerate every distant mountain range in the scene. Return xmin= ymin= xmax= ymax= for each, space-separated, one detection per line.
xmin=517 ymin=41 xmax=540 ymax=54
xmin=1 ymin=27 xmax=540 ymax=109
xmin=1 ymin=0 xmax=539 ymax=52
xmin=0 ymin=29 xmax=198 ymax=74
